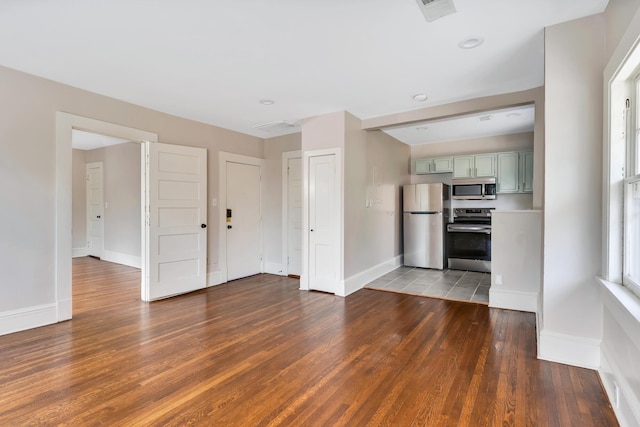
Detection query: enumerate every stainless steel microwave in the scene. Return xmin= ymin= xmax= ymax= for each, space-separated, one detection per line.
xmin=452 ymin=177 xmax=497 ymax=200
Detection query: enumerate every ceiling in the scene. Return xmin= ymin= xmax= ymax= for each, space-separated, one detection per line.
xmin=72 ymin=130 xmax=132 ymax=150
xmin=383 ymin=104 xmax=535 ymax=145
xmin=0 ymin=0 xmax=608 ymax=140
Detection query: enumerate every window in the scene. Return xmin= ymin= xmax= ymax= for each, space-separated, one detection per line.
xmin=623 ymin=78 xmax=640 ymax=296
xmin=624 ymin=176 xmax=640 ymax=294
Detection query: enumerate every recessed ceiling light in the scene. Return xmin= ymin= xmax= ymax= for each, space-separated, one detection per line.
xmin=416 ymin=126 xmax=429 ymax=131
xmin=458 ymin=37 xmax=484 ymax=49
xmin=506 ymin=112 xmax=522 ymax=118
xmin=259 ymin=99 xmax=275 ymax=105
xmin=412 ymin=93 xmax=428 ymax=102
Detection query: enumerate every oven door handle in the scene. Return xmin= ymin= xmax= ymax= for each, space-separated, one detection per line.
xmin=447 ymin=226 xmax=491 ymax=234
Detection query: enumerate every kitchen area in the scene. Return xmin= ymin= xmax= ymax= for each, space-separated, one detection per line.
xmin=366 ymin=105 xmax=542 ymax=311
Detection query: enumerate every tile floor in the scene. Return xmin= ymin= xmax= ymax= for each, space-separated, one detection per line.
xmin=364 ymin=266 xmax=490 ymax=304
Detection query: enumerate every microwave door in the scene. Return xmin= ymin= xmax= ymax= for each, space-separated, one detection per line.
xmin=453 ymin=184 xmax=483 ymax=200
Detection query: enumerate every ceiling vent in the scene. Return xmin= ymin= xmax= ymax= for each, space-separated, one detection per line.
xmin=252 ymin=120 xmax=296 ymax=133
xmin=415 ymin=0 xmax=456 ymax=22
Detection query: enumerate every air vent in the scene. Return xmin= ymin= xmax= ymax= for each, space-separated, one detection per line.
xmin=415 ymin=0 xmax=456 ymax=22
xmin=252 ymin=121 xmax=296 ymax=133
xmin=479 ymin=115 xmax=492 ymax=121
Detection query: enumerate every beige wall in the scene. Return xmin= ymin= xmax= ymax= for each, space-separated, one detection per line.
xmin=0 ymin=64 xmax=262 ymax=314
xmin=72 ymin=149 xmax=87 ymax=250
xmin=263 ymin=133 xmax=302 ymax=270
xmin=605 ymin=0 xmax=640 ymax=60
xmin=541 ymin=14 xmax=605 ymax=364
xmin=344 ymin=113 xmax=410 ymax=280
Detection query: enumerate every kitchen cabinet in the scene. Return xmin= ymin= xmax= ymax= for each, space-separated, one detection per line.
xmin=415 ymin=156 xmax=453 ymax=174
xmin=497 ymin=151 xmax=533 ymax=193
xmin=496 ymin=152 xmax=519 ymax=193
xmin=452 ymin=154 xmax=496 ymax=178
xmin=520 ymin=151 xmax=534 ymax=193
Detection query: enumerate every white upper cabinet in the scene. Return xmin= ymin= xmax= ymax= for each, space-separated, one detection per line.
xmin=475 ymin=154 xmax=497 ymax=177
xmin=452 ymin=156 xmax=474 ymax=178
xmin=415 ymin=156 xmax=453 ymax=174
xmin=520 ymin=151 xmax=534 ymax=193
xmin=452 ymin=154 xmax=496 ymax=178
xmin=497 ymin=151 xmax=533 ymax=194
xmin=497 ymin=152 xmax=520 ymax=193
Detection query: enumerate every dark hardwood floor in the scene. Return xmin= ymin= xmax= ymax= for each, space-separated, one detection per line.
xmin=0 ymin=257 xmax=617 ymax=426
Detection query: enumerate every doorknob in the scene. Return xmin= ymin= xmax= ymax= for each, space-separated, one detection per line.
xmin=310 ymin=229 xmax=314 ymax=232
xmin=201 ymin=224 xmax=207 ymax=228
xmin=227 ymin=225 xmax=232 ymax=229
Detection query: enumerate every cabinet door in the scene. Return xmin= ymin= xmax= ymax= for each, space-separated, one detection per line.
xmin=453 ymin=156 xmax=474 ymax=178
xmin=415 ymin=159 xmax=432 ymax=174
xmin=497 ymin=152 xmax=519 ymax=193
xmin=520 ymin=151 xmax=534 ymax=193
xmin=475 ymin=154 xmax=496 ymax=177
xmin=432 ymin=157 xmax=453 ymax=173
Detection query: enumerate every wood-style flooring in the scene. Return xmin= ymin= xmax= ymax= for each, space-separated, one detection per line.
xmin=0 ymin=257 xmax=618 ymax=426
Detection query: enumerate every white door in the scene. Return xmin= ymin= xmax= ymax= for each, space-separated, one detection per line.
xmin=287 ymin=157 xmax=303 ymax=276
xmin=308 ymin=154 xmax=338 ymax=293
xmin=144 ymin=142 xmax=207 ymax=301
xmin=86 ymin=162 xmax=104 ymax=258
xmin=226 ymin=162 xmax=262 ymax=281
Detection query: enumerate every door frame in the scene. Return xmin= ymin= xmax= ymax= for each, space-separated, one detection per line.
xmin=281 ymin=150 xmax=302 ymax=277
xmin=301 ymin=148 xmax=342 ymax=292
xmin=55 ymin=112 xmax=158 ymax=321
xmin=85 ymin=161 xmax=104 ymax=259
xmin=218 ymin=151 xmax=265 ymax=283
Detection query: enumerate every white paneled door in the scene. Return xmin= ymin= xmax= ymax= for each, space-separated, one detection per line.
xmin=226 ymin=161 xmax=262 ymax=281
xmin=308 ymin=154 xmax=338 ymax=293
xmin=287 ymin=157 xmax=303 ymax=277
xmin=86 ymin=162 xmax=104 ymax=259
xmin=144 ymin=142 xmax=207 ymax=301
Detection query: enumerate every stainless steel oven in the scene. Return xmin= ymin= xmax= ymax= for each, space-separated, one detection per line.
xmin=447 ymin=208 xmax=493 ymax=273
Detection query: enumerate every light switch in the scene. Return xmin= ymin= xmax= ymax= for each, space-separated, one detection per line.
xmin=212 ymin=198 xmax=217 ymax=207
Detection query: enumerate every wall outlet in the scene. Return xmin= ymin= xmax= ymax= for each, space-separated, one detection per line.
xmin=494 ymin=274 xmax=503 ymax=286
xmin=211 ymin=198 xmax=217 ymax=207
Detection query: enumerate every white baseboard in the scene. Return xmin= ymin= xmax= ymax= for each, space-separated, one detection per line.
xmin=600 ymin=346 xmax=640 ymax=427
xmin=489 ymin=288 xmax=538 ymax=313
xmin=207 ymin=271 xmax=223 ymax=287
xmin=72 ymin=247 xmax=88 ymax=258
xmin=0 ymin=303 xmax=58 ymax=336
xmin=57 ymin=298 xmax=72 ymax=321
xmin=102 ymin=250 xmax=141 ymax=269
xmin=538 ymin=329 xmax=601 ymax=369
xmin=265 ymin=262 xmax=285 ymax=276
xmin=339 ymin=255 xmax=403 ymax=297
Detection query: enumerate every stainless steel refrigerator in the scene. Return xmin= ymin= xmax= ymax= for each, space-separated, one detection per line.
xmin=403 ymin=183 xmax=450 ymax=269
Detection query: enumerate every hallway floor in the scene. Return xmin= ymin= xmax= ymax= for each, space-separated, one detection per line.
xmin=365 ymin=266 xmax=490 ymax=304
